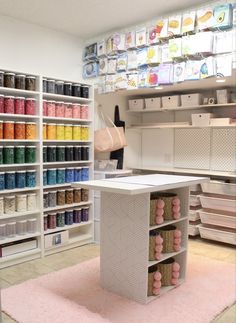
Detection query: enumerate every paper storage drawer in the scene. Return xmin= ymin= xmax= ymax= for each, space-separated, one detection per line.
xmin=128 ymin=99 xmax=144 ymax=111
xmin=199 ymin=224 xmax=236 ymax=245
xmin=188 ymin=224 xmax=200 ymax=236
xmin=210 ymin=118 xmax=233 ymax=126
xmin=44 ymin=230 xmax=69 ymax=249
xmin=201 ymin=181 xmax=236 ymax=196
xmin=189 ymin=209 xmax=200 ymax=221
xmin=199 ymin=210 xmax=236 ymax=229
xmin=181 ymin=93 xmax=202 ymax=107
xmin=145 ymin=97 xmax=161 ymax=110
xmin=189 ymin=194 xmax=201 ymax=207
xmin=191 ymin=113 xmax=214 ymax=126
xmin=200 ymin=194 xmax=236 ymax=213
xmin=162 ymin=95 xmax=180 ymax=108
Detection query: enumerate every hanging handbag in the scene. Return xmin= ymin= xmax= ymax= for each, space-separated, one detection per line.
xmin=94 ymin=109 xmax=127 ymax=153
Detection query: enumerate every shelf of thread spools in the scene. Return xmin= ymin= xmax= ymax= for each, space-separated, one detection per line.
xmin=147 ymin=191 xmax=188 ymax=299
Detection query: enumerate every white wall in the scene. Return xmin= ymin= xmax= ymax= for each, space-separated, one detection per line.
xmin=0 ymin=15 xmax=84 ymax=81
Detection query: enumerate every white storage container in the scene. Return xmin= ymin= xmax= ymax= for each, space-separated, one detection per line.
xmin=201 ymin=181 xmax=236 ymax=196
xmin=162 ymin=95 xmax=180 ymax=108
xmin=216 ymin=89 xmax=229 ymax=104
xmin=188 ymin=224 xmax=200 ymax=236
xmin=128 ymin=99 xmax=144 ymax=111
xmin=199 ymin=224 xmax=236 ymax=245
xmin=191 ymin=113 xmax=214 ymax=126
xmin=210 ymin=118 xmax=233 ymax=126
xmin=189 ymin=194 xmax=201 ymax=207
xmin=181 ymin=93 xmax=202 ymax=107
xmin=189 ymin=209 xmax=200 ymax=221
xmin=44 ymin=230 xmax=69 ymax=249
xmin=199 ymin=210 xmax=236 ymax=229
xmin=200 ymin=194 xmax=236 ymax=213
xmin=145 ymin=97 xmax=161 ymax=110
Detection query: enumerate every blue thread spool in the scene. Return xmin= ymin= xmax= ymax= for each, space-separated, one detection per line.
xmin=81 ymin=207 xmax=89 ymax=221
xmin=65 ymin=168 xmax=74 ymax=183
xmin=26 ymin=170 xmax=36 ymax=187
xmin=43 ymin=170 xmax=47 ymax=186
xmin=73 ymin=208 xmax=81 ymax=223
xmin=56 ymin=212 xmax=65 ymax=227
xmin=74 ymin=167 xmax=82 ymax=182
xmin=65 ymin=209 xmax=73 ymax=225
xmin=0 ymin=172 xmax=5 ymax=190
xmin=15 ymin=171 xmax=26 ymax=188
xmin=56 ymin=168 xmax=65 ymax=184
xmin=47 ymin=169 xmax=57 ymax=185
xmin=5 ymin=171 xmax=16 ymax=189
xmin=81 ymin=167 xmax=89 ymax=181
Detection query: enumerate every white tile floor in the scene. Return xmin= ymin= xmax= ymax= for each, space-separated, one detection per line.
xmin=0 ymin=239 xmax=235 ymax=323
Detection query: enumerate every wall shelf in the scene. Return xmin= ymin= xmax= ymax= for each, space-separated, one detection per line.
xmin=44 ymin=221 xmax=92 ymax=235
xmin=0 ymin=113 xmax=40 ymax=120
xmin=128 ymin=124 xmax=236 ymax=130
xmin=0 ymin=210 xmax=40 ymax=220
xmin=149 ymin=216 xmax=188 ymax=230
xmin=43 ymin=116 xmax=92 ymax=123
xmin=0 ymin=86 xmax=39 ymax=97
xmin=44 ymin=201 xmax=92 ymax=213
xmin=43 ymin=161 xmax=92 ymax=166
xmin=43 ymin=92 xmax=92 ymax=103
xmin=148 ymin=248 xmax=187 ymax=267
xmin=43 ymin=140 xmax=92 ymax=143
xmin=0 ymin=163 xmax=40 ymax=168
xmin=0 ymin=232 xmax=41 ymax=245
xmin=0 ymin=186 xmax=40 ymax=194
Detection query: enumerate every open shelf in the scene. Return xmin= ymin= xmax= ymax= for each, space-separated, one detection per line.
xmin=0 ymin=86 xmax=39 ymax=97
xmin=44 ymin=221 xmax=92 ymax=235
xmin=0 ymin=139 xmax=39 ymax=143
xmin=43 ymin=116 xmax=92 ymax=123
xmin=43 ymin=140 xmax=92 ymax=143
xmin=147 ymin=278 xmax=185 ymax=303
xmin=43 ymin=161 xmax=92 ymax=166
xmin=0 ymin=113 xmax=39 ymax=120
xmin=0 ymin=210 xmax=40 ymax=220
xmin=0 ymin=163 xmax=40 ymax=168
xmin=0 ymin=248 xmax=41 ymax=267
xmin=0 ymin=232 xmax=41 ymax=245
xmin=148 ymin=247 xmax=187 ymax=267
xmin=44 ymin=201 xmax=92 ymax=212
xmin=43 ymin=92 xmax=92 ymax=103
xmin=128 ymin=123 xmax=236 ymax=130
xmin=149 ymin=216 xmax=188 ymax=230
xmin=0 ymin=186 xmax=40 ymax=194
xmin=43 ymin=183 xmax=72 ymax=189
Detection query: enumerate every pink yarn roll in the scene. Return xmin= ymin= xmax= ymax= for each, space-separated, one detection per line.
xmin=174 ymin=237 xmax=181 ymax=244
xmin=172 ymin=262 xmax=180 ymax=272
xmin=155 ymin=245 xmax=163 ymax=253
xmin=171 ymin=278 xmax=178 ymax=285
xmin=156 ymin=199 xmax=165 ymax=209
xmin=172 ymin=197 xmax=180 ymax=206
xmin=173 ymin=212 xmax=181 ymax=220
xmin=174 ymin=229 xmax=182 ymax=238
xmin=155 ymin=216 xmax=164 ymax=224
xmin=172 ymin=271 xmax=180 ymax=279
xmin=155 ymin=235 xmax=163 ymax=244
xmin=155 ymin=252 xmax=161 ymax=260
xmin=152 ymin=288 xmax=160 ymax=295
xmin=156 ymin=208 xmax=164 ymax=217
xmin=154 ymin=271 xmax=162 ymax=281
xmin=172 ymin=205 xmax=180 ymax=213
xmin=173 ymin=244 xmax=181 ymax=252
xmin=153 ymin=280 xmax=161 ymax=289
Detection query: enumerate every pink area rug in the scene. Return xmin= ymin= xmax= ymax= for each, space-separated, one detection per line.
xmin=2 ymin=254 xmax=236 ymax=323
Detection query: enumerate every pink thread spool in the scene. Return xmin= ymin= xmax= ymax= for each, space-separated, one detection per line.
xmin=0 ymin=95 xmax=4 ymax=113
xmin=25 ymin=98 xmax=36 ymax=115
xmin=64 ymin=103 xmax=73 ymax=118
xmin=72 ymin=103 xmax=81 ymax=119
xmin=4 ymin=96 xmax=15 ymax=114
xmin=47 ymin=100 xmax=56 ymax=117
xmin=55 ymin=102 xmax=65 ymax=118
xmin=80 ymin=104 xmax=88 ymax=119
xmin=43 ymin=100 xmax=47 ymax=116
xmin=15 ymin=97 xmax=25 ymax=115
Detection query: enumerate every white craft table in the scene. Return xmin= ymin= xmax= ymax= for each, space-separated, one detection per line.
xmin=73 ymin=174 xmax=208 ymax=304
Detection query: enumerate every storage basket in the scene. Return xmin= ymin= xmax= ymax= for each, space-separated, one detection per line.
xmin=157 ymin=257 xmax=175 ymax=286
xmin=149 ymin=229 xmax=163 ymax=260
xmin=160 ymin=225 xmax=176 ymax=253
xmin=150 ymin=194 xmax=158 ymax=226
xmin=147 ymin=265 xmax=157 ymax=296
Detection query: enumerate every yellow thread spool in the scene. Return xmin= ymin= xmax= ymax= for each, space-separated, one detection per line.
xmin=64 ymin=124 xmax=73 ymax=140
xmin=56 ymin=124 xmax=65 ymax=140
xmin=47 ymin=123 xmax=56 ymax=140
xmin=72 ymin=125 xmax=81 ymax=140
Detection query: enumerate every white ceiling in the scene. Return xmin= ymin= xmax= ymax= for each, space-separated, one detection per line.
xmin=0 ymin=0 xmax=208 ymax=39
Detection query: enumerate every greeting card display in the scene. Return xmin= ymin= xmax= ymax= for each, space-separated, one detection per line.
xmin=182 ymin=11 xmax=196 ymax=34
xmin=117 ymin=53 xmax=127 ymax=72
xmin=97 ymin=40 xmax=106 ymax=57
xmin=99 ymin=58 xmax=108 ymax=75
xmin=213 ymin=4 xmax=233 ymax=30
xmin=168 ymin=15 xmax=182 ymax=36
xmin=125 ymin=31 xmax=136 ymax=49
xmin=197 ymin=31 xmax=214 ymax=54
xmin=127 ymin=50 xmax=138 ymax=70
xmin=216 ymin=54 xmax=232 ymax=77
xmin=185 ymin=60 xmax=200 ymax=80
xmin=107 ymin=59 xmax=117 ymax=74
xmin=146 ymin=45 xmax=161 ymax=65
xmin=105 ymin=75 xmax=115 ymax=93
xmin=115 ymin=73 xmax=128 ymax=90
xmin=97 ymin=76 xmax=106 ymax=94
xmin=127 ymin=73 xmax=138 ymax=90
xmin=113 ymin=33 xmax=126 ymax=52
xmin=83 ymin=62 xmax=98 ymax=78
xmin=214 ymin=30 xmax=233 ymax=54
xmin=138 ymin=68 xmax=148 ymax=87
xmin=136 ymin=28 xmax=147 ymax=47
xmin=161 ymin=43 xmax=172 ymax=63
xmin=147 ymin=67 xmax=159 ymax=87
xmin=148 ymin=26 xmax=159 ymax=45
xmin=156 ymin=19 xmax=168 ymax=38
xmin=137 ymin=48 xmax=148 ymax=67
xmin=182 ymin=34 xmax=197 ymax=56
xmin=168 ymin=38 xmax=182 ymax=58
xmin=200 ymin=56 xmax=215 ymax=79
xmin=83 ymin=43 xmax=97 ymax=61
xmin=197 ymin=8 xmax=214 ymax=30
xmin=173 ymin=62 xmax=186 ymax=83
xmin=158 ymin=64 xmax=173 ymax=84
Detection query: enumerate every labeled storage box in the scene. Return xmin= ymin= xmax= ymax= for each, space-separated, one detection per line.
xmin=162 ymin=95 xmax=180 ymax=108
xmin=181 ymin=93 xmax=202 ymax=107
xmin=128 ymin=99 xmax=144 ymax=111
xmin=145 ymin=97 xmax=161 ymax=110
xmin=191 ymin=113 xmax=214 ymax=126
xmin=45 ymin=230 xmax=69 ymax=249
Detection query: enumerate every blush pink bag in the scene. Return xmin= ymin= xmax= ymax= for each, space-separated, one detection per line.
xmin=94 ymin=110 xmax=127 ymax=153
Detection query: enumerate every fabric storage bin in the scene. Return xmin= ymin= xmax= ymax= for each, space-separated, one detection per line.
xmin=200 ymin=194 xmax=236 ymax=213
xmin=162 ymin=95 xmax=180 ymax=108
xmin=191 ymin=113 xmax=214 ymax=126
xmin=201 ymin=181 xmax=236 ymax=196
xmin=199 ymin=224 xmax=236 ymax=245
xmin=199 ymin=210 xmax=236 ymax=229
xmin=181 ymin=93 xmax=202 ymax=107
xmin=145 ymin=98 xmax=161 ymax=110
xmin=44 ymin=230 xmax=69 ymax=249
xmin=128 ymin=99 xmax=144 ymax=111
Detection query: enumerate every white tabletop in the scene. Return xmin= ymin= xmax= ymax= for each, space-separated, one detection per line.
xmin=73 ymin=174 xmax=209 ymax=195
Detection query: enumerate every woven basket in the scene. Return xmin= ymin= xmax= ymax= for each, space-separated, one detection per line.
xmin=147 ymin=265 xmax=158 ymax=296
xmin=157 ymin=193 xmax=177 ymax=220
xmin=149 ymin=230 xmax=160 ymax=260
xmin=150 ymin=197 xmax=157 ymax=226
xmin=157 ymin=257 xmax=175 ymax=286
xmin=160 ymin=225 xmax=176 ymax=253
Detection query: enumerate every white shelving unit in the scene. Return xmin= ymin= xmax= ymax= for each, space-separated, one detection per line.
xmin=75 ymin=174 xmax=208 ymax=304
xmin=0 ymin=68 xmax=94 ymax=268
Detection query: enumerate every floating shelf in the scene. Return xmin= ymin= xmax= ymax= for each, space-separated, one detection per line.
xmin=44 ymin=201 xmax=92 ymax=212
xmin=0 ymin=186 xmax=40 ymax=194
xmin=128 ymin=124 xmax=236 ymax=130
xmin=0 ymin=210 xmax=40 ymax=220
xmin=148 ymin=248 xmax=187 ymax=267
xmin=43 ymin=93 xmax=92 ymax=103
xmin=0 ymin=86 xmax=39 ymax=96
xmin=43 ymin=140 xmax=92 ymax=143
xmin=43 ymin=161 xmax=92 ymax=166
xmin=0 ymin=163 xmax=40 ymax=168
xmin=0 ymin=232 xmax=41 ymax=245
xmin=0 ymin=140 xmax=39 ymax=143
xmin=44 ymin=221 xmax=92 ymax=235
xmin=0 ymin=113 xmax=39 ymax=120
xmin=43 ymin=183 xmax=72 ymax=189
xmin=43 ymin=116 xmax=92 ymax=123
xmin=149 ymin=216 xmax=188 ymax=230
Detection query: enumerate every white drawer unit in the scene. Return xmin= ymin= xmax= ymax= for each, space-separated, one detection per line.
xmin=162 ymin=95 xmax=180 ymax=108
xmin=199 ymin=224 xmax=236 ymax=245
xmin=189 ymin=209 xmax=201 ymax=221
xmin=128 ymin=99 xmax=144 ymax=111
xmin=199 ymin=209 xmax=236 ymax=229
xmin=145 ymin=97 xmax=161 ymax=110
xmin=201 ymin=181 xmax=236 ymax=196
xmin=181 ymin=93 xmax=202 ymax=107
xmin=191 ymin=113 xmax=214 ymax=126
xmin=200 ymin=194 xmax=236 ymax=213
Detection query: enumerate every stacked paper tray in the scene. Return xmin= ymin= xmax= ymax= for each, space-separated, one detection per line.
xmin=200 ymin=194 xmax=236 ymax=213
xmin=201 ymin=181 xmax=236 ymax=196
xmin=199 ymin=224 xmax=236 ymax=245
xmin=199 ymin=209 xmax=236 ymax=229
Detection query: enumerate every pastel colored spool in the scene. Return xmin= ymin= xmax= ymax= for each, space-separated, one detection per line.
xmin=25 ymin=98 xmax=36 ymax=115
xmin=153 ymin=280 xmax=161 ymax=289
xmin=156 ymin=208 xmax=164 ymax=216
xmin=3 ymin=146 xmax=14 ymax=164
xmin=47 ymin=169 xmax=56 ymax=185
xmin=16 ymin=194 xmax=27 ymax=212
xmin=0 ymin=172 xmax=5 ymax=190
xmin=56 ymin=124 xmax=65 ymax=140
xmin=174 ymin=229 xmax=182 ymax=238
xmin=155 ymin=215 xmax=164 ymax=224
xmin=173 ymin=244 xmax=181 ymax=252
xmin=173 ymin=212 xmax=181 ymax=220
xmin=171 ymin=278 xmax=178 ymax=285
xmin=172 ymin=271 xmax=180 ymax=279
xmin=5 ymin=171 xmax=16 ymax=189
xmin=155 ymin=235 xmax=163 ymax=244
xmin=174 ymin=237 xmax=181 ymax=244
xmin=172 ymin=262 xmax=180 ymax=272
xmin=156 ymin=199 xmax=165 ymax=209
xmin=56 ymin=168 xmax=66 ymax=184
xmin=46 ymin=101 xmax=56 ymax=117
xmin=26 ymin=122 xmax=36 ymax=139
xmin=15 ymin=97 xmax=25 ymax=115
xmin=81 ymin=125 xmax=89 ymax=140
xmin=172 ymin=205 xmax=180 ymax=213
xmin=47 ymin=123 xmax=56 ymax=140
xmin=26 ymin=170 xmax=36 ymax=187
xmin=80 ymin=104 xmax=89 ymax=119
xmin=155 ymin=252 xmax=161 ymax=260
xmin=27 ymin=193 xmax=37 ymax=211
xmin=155 ymin=245 xmax=163 ymax=253
xmin=72 ymin=103 xmax=80 ymax=118
xmin=4 ymin=96 xmax=15 ymax=114
xmin=15 ymin=146 xmax=25 ymax=164
xmin=64 ymin=104 xmax=73 ymax=118
xmin=154 ymin=271 xmax=162 ymax=281
xmin=72 ymin=125 xmax=81 ymax=140
xmin=152 ymin=288 xmax=160 ymax=296
xmin=64 ymin=124 xmax=73 ymax=140
xmin=3 ymin=121 xmax=14 ymax=139
xmin=15 ymin=122 xmax=26 ymax=139
xmin=172 ymin=197 xmax=180 ymax=206
xmin=15 ymin=171 xmax=26 ymax=188
xmin=55 ymin=102 xmax=65 ymax=118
